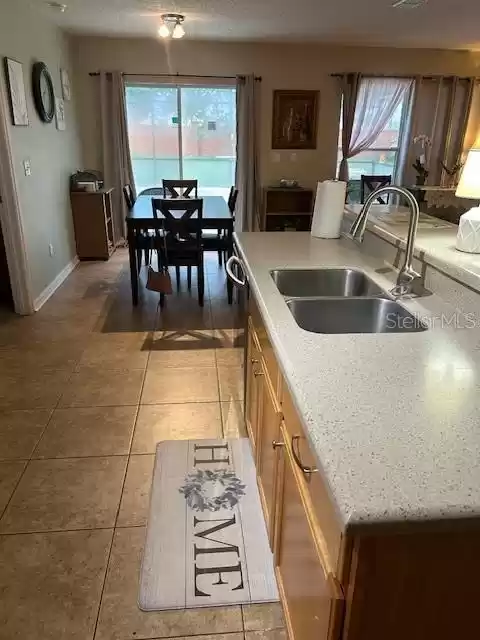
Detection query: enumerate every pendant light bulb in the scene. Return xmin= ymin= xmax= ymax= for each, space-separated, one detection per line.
xmin=172 ymin=22 xmax=185 ymax=38
xmin=158 ymin=23 xmax=170 ymax=38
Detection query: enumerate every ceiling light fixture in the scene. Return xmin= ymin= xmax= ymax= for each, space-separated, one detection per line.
xmin=158 ymin=14 xmax=186 ymax=39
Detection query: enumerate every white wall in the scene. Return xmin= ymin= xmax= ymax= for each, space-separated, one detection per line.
xmin=0 ymin=0 xmax=82 ymax=301
xmin=71 ymin=37 xmax=480 ymax=192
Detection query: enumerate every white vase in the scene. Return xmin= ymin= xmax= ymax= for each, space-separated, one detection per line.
xmin=456 ymin=207 xmax=480 ymax=253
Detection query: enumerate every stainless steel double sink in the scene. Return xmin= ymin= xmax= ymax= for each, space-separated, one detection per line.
xmin=270 ymin=268 xmax=427 ymax=334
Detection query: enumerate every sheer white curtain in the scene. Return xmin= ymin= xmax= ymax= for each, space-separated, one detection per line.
xmin=340 ymin=77 xmax=413 ymax=181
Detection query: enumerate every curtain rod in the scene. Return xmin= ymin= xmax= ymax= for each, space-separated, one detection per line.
xmin=330 ymin=72 xmax=480 ymax=81
xmin=88 ymin=71 xmax=262 ymax=81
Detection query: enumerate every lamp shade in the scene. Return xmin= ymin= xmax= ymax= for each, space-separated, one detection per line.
xmin=456 ymin=149 xmax=480 ymax=198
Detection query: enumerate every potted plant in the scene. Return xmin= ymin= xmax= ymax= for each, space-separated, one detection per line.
xmin=412 ymin=134 xmax=432 ymax=186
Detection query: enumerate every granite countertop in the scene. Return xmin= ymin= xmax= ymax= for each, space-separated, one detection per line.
xmin=344 ymin=204 xmax=480 ymax=293
xmin=235 ymin=231 xmax=480 ymax=530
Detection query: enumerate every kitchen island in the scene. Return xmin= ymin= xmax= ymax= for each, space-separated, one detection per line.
xmin=234 ymin=227 xmax=480 ymax=640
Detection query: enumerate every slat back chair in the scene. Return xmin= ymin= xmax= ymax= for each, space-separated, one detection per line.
xmin=360 ymin=175 xmax=392 ymax=204
xmin=162 ymin=179 xmax=198 ymax=198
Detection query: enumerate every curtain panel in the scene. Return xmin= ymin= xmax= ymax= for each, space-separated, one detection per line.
xmin=235 ymin=74 xmax=260 ymax=231
xmin=404 ymin=76 xmax=476 ymax=187
xmin=338 ymin=74 xmax=412 ymax=182
xmin=338 ymin=73 xmax=360 ymax=182
xmin=99 ymin=71 xmax=136 ymax=243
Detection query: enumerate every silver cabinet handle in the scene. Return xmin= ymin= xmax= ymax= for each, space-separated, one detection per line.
xmin=272 ymin=440 xmax=285 ymax=449
xmin=291 ymin=436 xmax=318 ymax=475
xmin=226 ymin=255 xmax=247 ymax=288
xmin=254 ymin=370 xmax=264 ymax=377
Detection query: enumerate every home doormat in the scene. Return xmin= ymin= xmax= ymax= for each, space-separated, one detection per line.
xmin=139 ymin=438 xmax=279 ymax=611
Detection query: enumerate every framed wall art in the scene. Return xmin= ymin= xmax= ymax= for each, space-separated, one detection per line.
xmin=55 ymin=96 xmax=66 ymax=131
xmin=272 ymin=90 xmax=319 ymax=149
xmin=3 ymin=57 xmax=29 ymax=126
xmin=60 ymin=68 xmax=71 ymax=101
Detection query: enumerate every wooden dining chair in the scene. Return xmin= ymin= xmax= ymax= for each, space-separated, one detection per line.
xmin=138 ymin=187 xmax=164 ymax=196
xmin=361 ymin=175 xmax=392 ymax=204
xmin=123 ymin=184 xmax=152 ymax=271
xmin=162 ymin=179 xmax=198 ymax=199
xmin=123 ymin=184 xmax=135 ymax=209
xmin=152 ymin=198 xmax=205 ymax=306
xmin=228 ymin=187 xmax=239 ymax=216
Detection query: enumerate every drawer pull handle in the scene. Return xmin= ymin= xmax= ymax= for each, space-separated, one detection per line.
xmin=251 ymin=358 xmax=259 ymax=365
xmin=292 ymin=435 xmax=318 ymax=476
xmin=272 ymin=440 xmax=285 ymax=449
xmin=254 ymin=370 xmax=264 ymax=377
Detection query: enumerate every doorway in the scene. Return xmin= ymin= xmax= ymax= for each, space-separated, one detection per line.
xmin=0 ymin=217 xmax=13 ymax=310
xmin=125 ymin=83 xmax=237 ymax=198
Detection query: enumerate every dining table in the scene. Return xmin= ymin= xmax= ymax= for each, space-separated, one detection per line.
xmin=126 ymin=194 xmax=234 ymax=306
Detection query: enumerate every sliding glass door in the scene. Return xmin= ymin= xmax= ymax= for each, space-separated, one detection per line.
xmin=125 ymin=84 xmax=236 ymax=198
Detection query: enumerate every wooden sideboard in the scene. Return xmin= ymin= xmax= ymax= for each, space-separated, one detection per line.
xmin=70 ymin=188 xmax=116 ymax=260
xmin=259 ymin=187 xmax=314 ymax=231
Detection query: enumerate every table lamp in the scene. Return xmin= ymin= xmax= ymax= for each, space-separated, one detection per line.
xmin=456 ymin=149 xmax=480 ymax=253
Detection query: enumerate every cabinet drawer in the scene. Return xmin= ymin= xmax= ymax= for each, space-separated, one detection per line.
xmin=281 ymin=380 xmax=343 ymax=573
xmin=276 ymin=428 xmax=344 ymax=640
xmin=249 ymin=299 xmax=279 ymax=394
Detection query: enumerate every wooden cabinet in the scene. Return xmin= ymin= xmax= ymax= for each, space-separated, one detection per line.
xmin=245 ymin=299 xmax=343 ymax=640
xmin=276 ymin=428 xmax=344 ymax=640
xmin=245 ymin=318 xmax=262 ymax=451
xmin=260 ymin=187 xmax=313 ymax=232
xmin=70 ymin=188 xmax=116 ymax=260
xmin=256 ymin=359 xmax=283 ymax=545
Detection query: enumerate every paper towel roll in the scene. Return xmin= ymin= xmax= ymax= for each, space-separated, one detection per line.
xmin=311 ymin=180 xmax=347 ymax=239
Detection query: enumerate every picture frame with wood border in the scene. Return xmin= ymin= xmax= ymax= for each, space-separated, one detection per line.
xmin=272 ymin=89 xmax=318 ymax=149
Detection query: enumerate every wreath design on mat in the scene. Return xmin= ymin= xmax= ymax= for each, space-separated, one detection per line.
xmin=179 ymin=469 xmax=246 ymax=513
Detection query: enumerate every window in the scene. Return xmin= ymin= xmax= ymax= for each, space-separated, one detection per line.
xmin=125 ymin=84 xmax=236 ymax=198
xmin=337 ymin=78 xmax=411 ymax=201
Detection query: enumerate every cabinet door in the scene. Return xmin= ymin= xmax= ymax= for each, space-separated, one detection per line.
xmin=276 ymin=441 xmax=343 ymax=640
xmin=257 ymin=361 xmax=283 ymax=545
xmin=245 ymin=319 xmax=262 ymax=452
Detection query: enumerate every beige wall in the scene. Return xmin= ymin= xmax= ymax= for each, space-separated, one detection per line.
xmin=0 ymin=1 xmax=81 ymax=301
xmin=71 ymin=36 xmax=480 ymax=193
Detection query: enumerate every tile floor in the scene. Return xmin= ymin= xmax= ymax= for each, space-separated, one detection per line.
xmin=0 ymin=250 xmax=285 ymax=640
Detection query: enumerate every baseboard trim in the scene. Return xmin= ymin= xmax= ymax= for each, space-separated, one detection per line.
xmin=34 ymin=256 xmax=79 ymax=312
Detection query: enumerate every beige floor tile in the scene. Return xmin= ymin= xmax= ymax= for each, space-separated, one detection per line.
xmin=0 ymin=370 xmax=71 ymax=410
xmin=0 ymin=410 xmax=52 ymax=460
xmin=132 ymin=403 xmax=222 ymax=453
xmin=242 ymin=603 xmax=285 ymax=631
xmin=0 ymin=341 xmax=86 ymax=373
xmin=59 ymin=368 xmax=145 ymax=408
xmin=33 ymin=407 xmax=137 ymax=458
xmin=216 ymin=348 xmax=244 ymax=367
xmin=221 ymin=401 xmax=247 ymax=438
xmin=245 ymin=631 xmax=287 ymax=640
xmin=141 ymin=367 xmax=219 ymax=404
xmin=78 ymin=332 xmax=152 ymax=370
xmin=0 ymin=456 xmax=127 ymax=533
xmin=215 ymin=329 xmax=246 ymax=348
xmin=117 ymin=455 xmax=154 ymax=527
xmin=148 ymin=348 xmax=216 ymax=369
xmin=218 ymin=367 xmax=244 ymax=403
xmin=152 ymin=329 xmax=221 ymax=351
xmin=162 ymin=636 xmax=243 ymax=640
xmin=0 ymin=461 xmax=26 ymax=513
xmin=95 ymin=527 xmax=243 ymax=640
xmin=0 ymin=529 xmax=112 ymax=640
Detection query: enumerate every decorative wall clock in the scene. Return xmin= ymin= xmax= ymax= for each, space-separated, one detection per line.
xmin=32 ymin=62 xmax=55 ymax=123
